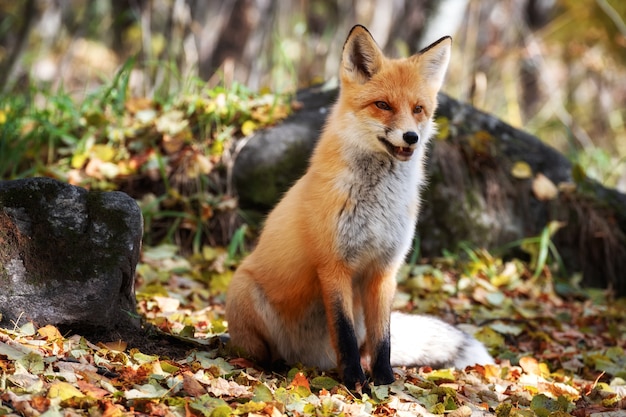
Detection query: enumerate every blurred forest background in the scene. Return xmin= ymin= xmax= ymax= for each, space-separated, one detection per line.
xmin=1 ymin=0 xmax=625 ymax=192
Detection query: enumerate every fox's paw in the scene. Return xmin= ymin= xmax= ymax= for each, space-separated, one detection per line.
xmin=372 ymin=366 xmax=395 ymax=385
xmin=342 ymin=364 xmax=367 ymax=391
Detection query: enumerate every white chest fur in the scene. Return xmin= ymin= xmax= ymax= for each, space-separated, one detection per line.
xmin=334 ymin=151 xmax=421 ymax=270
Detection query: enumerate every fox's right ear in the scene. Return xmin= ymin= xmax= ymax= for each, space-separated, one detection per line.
xmin=415 ymin=36 xmax=452 ymax=92
xmin=341 ymin=25 xmax=384 ymax=84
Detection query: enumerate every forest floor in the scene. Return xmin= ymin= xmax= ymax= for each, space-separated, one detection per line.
xmin=1 ymin=243 xmax=625 ymax=417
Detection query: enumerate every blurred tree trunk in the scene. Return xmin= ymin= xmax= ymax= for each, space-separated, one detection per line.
xmin=388 ymin=0 xmax=469 ymax=52
xmin=187 ymin=0 xmax=471 ymax=88
xmin=0 ymin=0 xmax=36 ymax=91
xmin=111 ymin=0 xmax=141 ymax=52
xmin=190 ymin=0 xmax=277 ymax=83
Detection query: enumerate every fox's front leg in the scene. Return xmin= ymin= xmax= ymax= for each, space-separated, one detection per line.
xmin=362 ymin=270 xmax=397 ymax=385
xmin=319 ymin=263 xmax=366 ymax=389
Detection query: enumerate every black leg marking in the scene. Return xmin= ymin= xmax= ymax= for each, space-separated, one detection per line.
xmin=370 ymin=334 xmax=394 ymax=385
xmin=334 ymin=304 xmax=366 ymax=389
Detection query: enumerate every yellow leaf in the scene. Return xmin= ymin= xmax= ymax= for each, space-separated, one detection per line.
xmin=38 ymin=325 xmax=62 ymax=340
xmin=91 ymin=144 xmax=116 ymax=162
xmin=71 ymin=152 xmax=89 ymax=169
xmin=483 ymin=364 xmax=500 ymax=379
xmin=426 ymin=368 xmax=456 ymax=381
xmin=204 ymin=100 xmax=217 ymax=114
xmin=532 ymin=173 xmax=558 ymax=200
xmin=210 ymin=270 xmax=234 ymax=293
xmin=511 ymin=161 xmax=532 ymax=179
xmin=0 ymin=109 xmax=6 ymax=124
xmin=202 ymin=245 xmax=221 ymax=261
xmin=241 ymin=120 xmax=258 ymax=136
xmin=491 ymin=261 xmax=519 ymax=287
xmin=131 ymin=351 xmax=159 ymax=364
xmin=475 ymin=326 xmax=505 ymax=348
xmin=519 ymin=356 xmax=549 ymax=377
xmin=116 ymin=160 xmax=134 ymax=176
xmin=558 ymin=181 xmax=576 ymax=194
xmin=48 ymin=381 xmax=85 ymax=400
xmin=160 ymin=361 xmax=180 ymax=374
xmin=251 ymin=107 xmax=270 ymax=124
xmin=102 ymin=340 xmax=127 ymax=352
xmin=435 ymin=116 xmax=450 ymax=140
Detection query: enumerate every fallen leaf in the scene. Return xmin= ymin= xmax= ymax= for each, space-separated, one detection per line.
xmin=125 ymin=97 xmax=154 ymax=113
xmin=37 ymin=324 xmax=62 ymax=341
xmin=532 ymin=173 xmax=558 ymax=200
xmin=229 ymin=357 xmax=256 ymax=368
xmin=290 ymin=372 xmax=310 ymax=391
xmin=30 ymin=395 xmax=50 ymax=412
xmin=20 ymin=322 xmax=37 ymax=336
xmin=125 ymin=382 xmax=168 ymax=399
xmin=48 ymin=380 xmax=85 ymax=400
xmin=91 ymin=144 xmax=117 ymax=162
xmin=310 ymin=376 xmax=340 ymax=390
xmin=426 ymin=368 xmax=456 ymax=381
xmin=207 ymin=377 xmax=252 ymax=398
xmin=77 ymin=380 xmax=111 ymax=399
xmin=252 ymin=383 xmax=274 ymax=402
xmin=18 ymin=352 xmax=44 ymax=374
xmin=103 ymin=340 xmax=127 ymax=352
xmin=183 ymin=371 xmax=207 ymax=396
xmin=520 ymin=356 xmax=549 ymax=377
xmin=435 ymin=116 xmax=450 ymax=140
xmin=102 ymin=400 xmax=126 ymax=417
xmin=511 ymin=161 xmax=533 ymax=179
xmin=241 ymin=119 xmax=258 ymax=136
xmin=0 ymin=341 xmax=27 ymax=360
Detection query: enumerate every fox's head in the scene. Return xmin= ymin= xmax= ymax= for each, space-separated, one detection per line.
xmin=337 ymin=25 xmax=451 ymax=162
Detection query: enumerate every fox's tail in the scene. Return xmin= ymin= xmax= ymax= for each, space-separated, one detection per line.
xmin=390 ymin=312 xmax=494 ymax=369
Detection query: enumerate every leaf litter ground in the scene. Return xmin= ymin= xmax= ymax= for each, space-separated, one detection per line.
xmin=1 ymin=244 xmax=625 ymax=417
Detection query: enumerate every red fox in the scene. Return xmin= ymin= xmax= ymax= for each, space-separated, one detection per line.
xmin=226 ymin=25 xmax=493 ymax=389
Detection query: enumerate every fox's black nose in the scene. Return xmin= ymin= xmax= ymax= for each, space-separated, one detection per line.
xmin=403 ymin=131 xmax=419 ymax=145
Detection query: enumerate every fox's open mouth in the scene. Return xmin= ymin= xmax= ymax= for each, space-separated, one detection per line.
xmin=378 ymin=137 xmax=414 ymax=160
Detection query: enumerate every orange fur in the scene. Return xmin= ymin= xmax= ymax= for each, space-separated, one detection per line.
xmin=226 ymin=25 xmax=452 ymax=389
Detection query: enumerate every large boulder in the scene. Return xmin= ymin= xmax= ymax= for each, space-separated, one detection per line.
xmin=234 ymin=87 xmax=334 ymax=211
xmin=234 ymin=86 xmax=626 ymax=295
xmin=0 ymin=177 xmax=142 ymax=333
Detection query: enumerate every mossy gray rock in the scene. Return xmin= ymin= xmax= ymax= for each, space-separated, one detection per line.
xmin=234 ymin=87 xmax=337 ymax=210
xmin=0 ymin=177 xmax=142 ymax=333
xmin=233 ymin=86 xmax=626 ymax=295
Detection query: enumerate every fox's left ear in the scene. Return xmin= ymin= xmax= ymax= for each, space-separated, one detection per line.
xmin=415 ymin=36 xmax=452 ymax=92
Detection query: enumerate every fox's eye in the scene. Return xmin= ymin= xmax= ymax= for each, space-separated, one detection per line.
xmin=375 ymin=101 xmax=392 ymax=111
xmin=413 ymin=105 xmax=423 ymax=114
